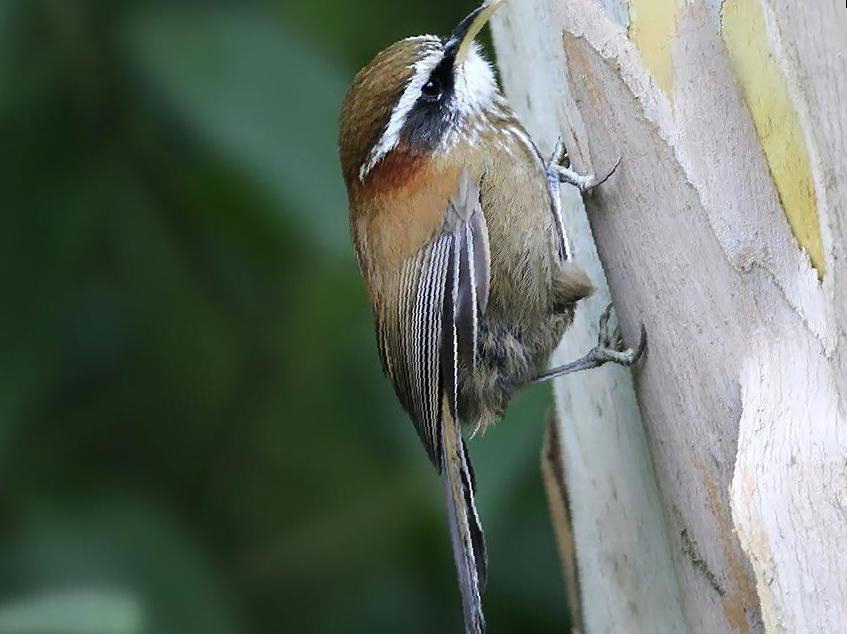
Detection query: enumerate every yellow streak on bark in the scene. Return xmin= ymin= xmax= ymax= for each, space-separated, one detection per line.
xmin=722 ymin=0 xmax=824 ymax=278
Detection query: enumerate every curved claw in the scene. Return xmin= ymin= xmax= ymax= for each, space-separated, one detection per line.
xmin=630 ymin=323 xmax=648 ymax=365
xmin=555 ymin=155 xmax=622 ymax=195
xmin=596 ymin=306 xmax=647 ymax=367
xmin=588 ymin=155 xmax=622 ymax=190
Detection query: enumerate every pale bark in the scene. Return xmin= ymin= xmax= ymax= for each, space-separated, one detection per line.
xmin=491 ymin=1 xmax=847 ymax=633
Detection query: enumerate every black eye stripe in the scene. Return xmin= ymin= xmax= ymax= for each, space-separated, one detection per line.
xmin=401 ymin=51 xmax=457 ymax=150
xmin=422 ymin=78 xmax=441 ymax=101
xmin=419 ymin=55 xmax=453 ymax=104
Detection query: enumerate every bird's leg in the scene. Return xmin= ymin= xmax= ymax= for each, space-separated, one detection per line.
xmin=531 ymin=303 xmax=646 ymax=384
xmin=546 ymin=138 xmax=621 ymax=194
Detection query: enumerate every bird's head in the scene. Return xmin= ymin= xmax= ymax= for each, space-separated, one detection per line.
xmin=339 ymin=0 xmax=505 ymax=189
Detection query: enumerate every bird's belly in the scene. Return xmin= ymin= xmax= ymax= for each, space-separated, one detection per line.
xmin=457 ymin=289 xmax=569 ymax=429
xmin=458 ymin=167 xmax=567 ymax=429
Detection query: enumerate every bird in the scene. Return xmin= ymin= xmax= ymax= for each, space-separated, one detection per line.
xmin=337 ymin=1 xmax=645 ymax=631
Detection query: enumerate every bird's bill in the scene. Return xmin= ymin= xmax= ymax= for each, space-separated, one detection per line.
xmin=448 ymin=0 xmax=505 ymax=65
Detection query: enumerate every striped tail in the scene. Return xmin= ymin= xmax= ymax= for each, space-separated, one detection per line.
xmin=441 ymin=396 xmax=487 ymax=634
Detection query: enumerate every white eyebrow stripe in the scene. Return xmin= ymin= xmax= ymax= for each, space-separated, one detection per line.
xmin=359 ymin=46 xmax=445 ymax=182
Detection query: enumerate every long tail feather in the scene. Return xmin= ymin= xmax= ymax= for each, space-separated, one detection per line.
xmin=442 ymin=396 xmax=487 ymax=634
xmin=440 ymin=215 xmax=487 ymax=633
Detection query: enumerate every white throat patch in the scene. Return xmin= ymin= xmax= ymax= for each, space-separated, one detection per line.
xmin=453 ymin=43 xmax=497 ymax=119
xmin=358 ymin=40 xmax=498 ymax=182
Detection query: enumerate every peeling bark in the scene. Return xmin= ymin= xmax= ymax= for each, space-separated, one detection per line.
xmin=541 ymin=411 xmax=585 ymax=634
xmin=491 ymin=1 xmax=847 ymax=633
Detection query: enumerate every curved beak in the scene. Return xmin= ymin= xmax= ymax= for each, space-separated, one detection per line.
xmin=444 ymin=0 xmax=505 ymax=66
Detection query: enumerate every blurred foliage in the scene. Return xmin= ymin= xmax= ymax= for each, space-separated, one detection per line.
xmin=0 ymin=1 xmax=567 ymax=632
xmin=0 ymin=590 xmax=141 ymax=634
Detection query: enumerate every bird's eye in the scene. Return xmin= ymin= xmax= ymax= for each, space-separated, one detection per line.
xmin=421 ymin=78 xmax=441 ymax=101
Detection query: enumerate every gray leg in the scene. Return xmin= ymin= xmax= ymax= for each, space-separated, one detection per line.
xmin=531 ymin=304 xmax=646 ymax=384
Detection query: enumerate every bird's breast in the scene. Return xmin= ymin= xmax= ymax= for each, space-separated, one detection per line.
xmin=350 ymin=148 xmax=463 ymax=289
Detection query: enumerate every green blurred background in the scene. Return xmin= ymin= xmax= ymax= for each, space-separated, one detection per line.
xmin=0 ymin=1 xmax=567 ymax=632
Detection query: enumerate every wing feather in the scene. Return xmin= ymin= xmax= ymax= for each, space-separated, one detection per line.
xmin=373 ymin=170 xmax=490 ymax=632
xmin=442 ymin=228 xmax=486 ymax=633
xmin=377 ymin=170 xmax=489 ymax=468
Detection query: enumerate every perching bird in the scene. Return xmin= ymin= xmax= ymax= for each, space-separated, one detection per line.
xmin=337 ymin=1 xmax=645 ymax=631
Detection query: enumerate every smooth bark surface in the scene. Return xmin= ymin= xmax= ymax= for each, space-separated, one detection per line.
xmin=491 ymin=1 xmax=847 ymax=633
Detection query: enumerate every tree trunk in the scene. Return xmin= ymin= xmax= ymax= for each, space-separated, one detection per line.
xmin=490 ymin=2 xmax=847 ymax=633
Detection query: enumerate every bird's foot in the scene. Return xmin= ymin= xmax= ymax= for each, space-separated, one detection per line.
xmin=531 ymin=303 xmax=646 ymax=383
xmin=547 ymin=138 xmax=621 ymax=194
xmin=591 ymin=302 xmax=646 ymax=366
